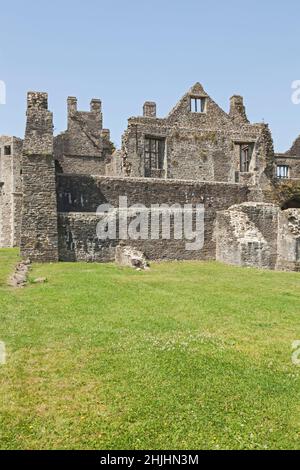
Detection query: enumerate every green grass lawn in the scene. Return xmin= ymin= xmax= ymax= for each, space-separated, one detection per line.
xmin=1 ymin=248 xmax=300 ymax=450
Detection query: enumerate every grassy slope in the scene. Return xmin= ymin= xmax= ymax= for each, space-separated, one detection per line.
xmin=0 ymin=249 xmax=300 ymax=450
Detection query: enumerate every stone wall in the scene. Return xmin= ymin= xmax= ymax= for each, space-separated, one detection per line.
xmin=216 ymin=202 xmax=300 ymax=271
xmin=2 ymin=85 xmax=299 ymax=269
xmin=56 ymin=175 xmax=250 ymax=262
xmin=54 ymin=97 xmax=114 ymax=175
xmin=105 ymin=150 xmax=123 ymax=177
xmin=216 ymin=203 xmax=279 ymax=269
xmin=0 ymin=136 xmax=22 ymax=247
xmin=20 ymin=92 xmax=59 ymax=262
xmin=273 ymin=133 xmax=300 ymax=180
xmin=276 ymin=209 xmax=300 ymax=271
xmin=275 ymin=154 xmax=300 ymax=180
xmin=120 ymin=83 xmax=273 ymax=188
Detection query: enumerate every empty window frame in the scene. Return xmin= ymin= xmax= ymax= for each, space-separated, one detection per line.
xmin=144 ymin=137 xmax=165 ymax=177
xmin=276 ymin=165 xmax=289 ymax=179
xmin=4 ymin=145 xmax=11 ymax=156
xmin=190 ymin=97 xmax=206 ymax=113
xmin=240 ymin=144 xmax=253 ymax=172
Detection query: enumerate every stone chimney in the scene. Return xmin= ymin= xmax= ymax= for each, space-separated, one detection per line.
xmin=27 ymin=91 xmax=48 ymax=111
xmin=67 ymin=96 xmax=77 ymax=115
xmin=229 ymin=95 xmax=249 ymax=124
xmin=143 ymin=101 xmax=156 ymax=118
xmin=67 ymin=97 xmax=78 ymax=129
xmin=101 ymin=129 xmax=110 ymax=141
xmin=90 ymin=99 xmax=103 ymax=126
xmin=90 ymin=98 xmax=101 ymax=113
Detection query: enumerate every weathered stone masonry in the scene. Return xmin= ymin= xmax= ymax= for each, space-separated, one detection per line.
xmin=2 ymin=82 xmax=300 ymax=271
xmin=57 ymin=175 xmax=250 ymax=262
xmin=54 ymin=96 xmax=114 ymax=175
xmin=20 ymin=92 xmax=58 ymax=262
xmin=216 ymin=203 xmax=300 ymax=271
xmin=0 ymin=136 xmax=22 ymax=247
xmin=115 ymin=83 xmax=274 ymax=191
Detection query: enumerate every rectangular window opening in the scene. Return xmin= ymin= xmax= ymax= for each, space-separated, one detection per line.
xmin=276 ymin=165 xmax=289 ymax=179
xmin=240 ymin=144 xmax=253 ymax=172
xmin=4 ymin=145 xmax=11 ymax=156
xmin=190 ymin=97 xmax=206 ymax=113
xmin=144 ymin=137 xmax=165 ymax=177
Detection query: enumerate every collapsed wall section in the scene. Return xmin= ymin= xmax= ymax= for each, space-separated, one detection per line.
xmin=54 ymin=97 xmax=114 ymax=175
xmin=216 ymin=203 xmax=279 ymax=269
xmin=276 ymin=209 xmax=300 ymax=271
xmin=216 ymin=203 xmax=300 ymax=271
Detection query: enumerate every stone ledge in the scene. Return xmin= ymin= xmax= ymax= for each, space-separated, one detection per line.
xmin=57 ymin=173 xmax=248 ymax=188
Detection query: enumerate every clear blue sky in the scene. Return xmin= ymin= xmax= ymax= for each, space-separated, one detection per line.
xmin=0 ymin=0 xmax=300 ymax=151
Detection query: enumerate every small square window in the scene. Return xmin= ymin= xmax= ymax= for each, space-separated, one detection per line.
xmin=4 ymin=145 xmax=11 ymax=156
xmin=190 ymin=97 xmax=206 ymax=113
xmin=276 ymin=165 xmax=289 ymax=179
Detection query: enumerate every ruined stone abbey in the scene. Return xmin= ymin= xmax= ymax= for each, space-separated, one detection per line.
xmin=1 ymin=82 xmax=300 ymax=270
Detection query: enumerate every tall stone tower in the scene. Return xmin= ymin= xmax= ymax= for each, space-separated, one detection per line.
xmin=20 ymin=92 xmax=58 ymax=262
xmin=0 ymin=136 xmax=23 ymax=247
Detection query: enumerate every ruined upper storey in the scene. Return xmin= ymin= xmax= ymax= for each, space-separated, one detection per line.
xmin=115 ymin=82 xmax=274 ymax=188
xmin=274 ymin=133 xmax=300 ymax=180
xmin=54 ymin=96 xmax=114 ymax=175
xmin=4 ymin=81 xmax=300 ymax=190
xmin=3 ymin=84 xmax=300 ymax=269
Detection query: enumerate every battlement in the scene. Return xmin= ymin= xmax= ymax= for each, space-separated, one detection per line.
xmin=53 ymin=95 xmax=111 ymax=170
xmin=229 ymin=95 xmax=249 ymax=124
xmin=67 ymin=96 xmax=102 ymax=128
